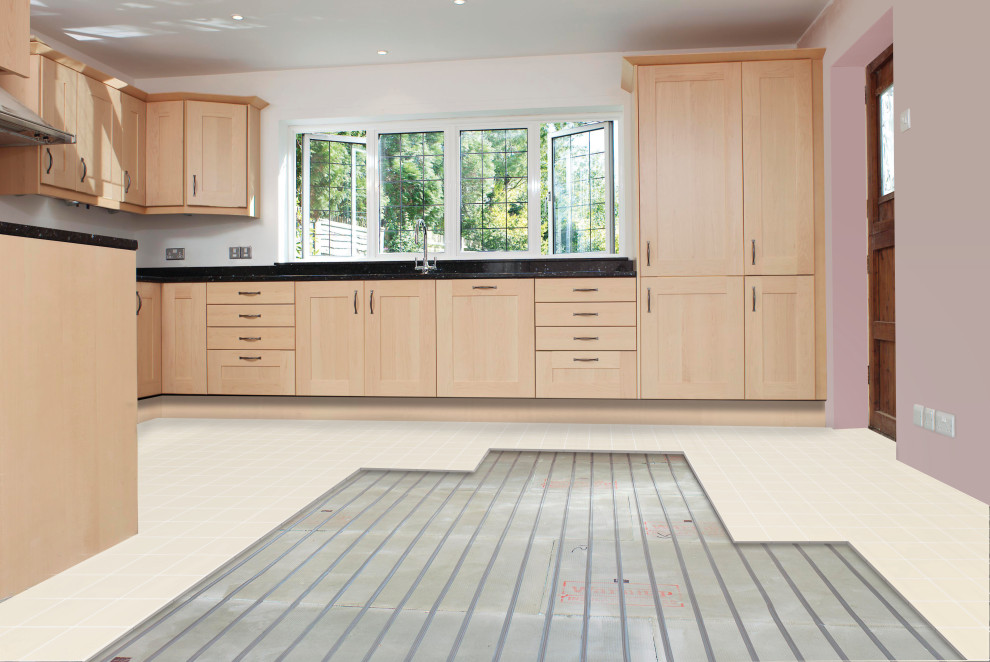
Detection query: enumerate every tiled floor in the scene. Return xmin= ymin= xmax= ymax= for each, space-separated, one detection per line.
xmin=0 ymin=419 xmax=985 ymax=661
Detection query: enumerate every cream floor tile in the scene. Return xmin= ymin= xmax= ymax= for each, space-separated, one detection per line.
xmin=26 ymin=626 xmax=129 ymax=661
xmin=0 ymin=627 xmax=68 ymax=660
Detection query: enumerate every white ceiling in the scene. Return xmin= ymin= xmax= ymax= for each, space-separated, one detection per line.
xmin=29 ymin=0 xmax=829 ymax=79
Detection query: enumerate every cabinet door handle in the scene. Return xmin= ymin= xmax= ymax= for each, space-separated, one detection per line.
xmin=369 ymin=290 xmax=374 ymax=315
xmin=472 ymin=285 xmax=497 ymax=290
xmin=239 ymin=313 xmax=262 ymax=319
xmin=239 ymin=356 xmax=262 ymax=361
xmin=646 ymin=241 xmax=651 ymax=266
xmin=752 ymin=239 xmax=756 ymax=266
xmin=573 ymin=312 xmax=599 ymax=317
xmin=193 ymin=174 xmax=197 ymax=196
xmin=136 ymin=291 xmax=142 ymax=315
xmin=238 ymin=336 xmax=262 ymax=341
xmin=124 ymin=170 xmax=131 ymax=193
xmin=353 ymin=289 xmax=358 ymax=314
xmin=573 ymin=357 xmax=599 ymax=362
xmin=238 ymin=291 xmax=261 ymax=296
xmin=80 ymin=157 xmax=86 ymax=182
xmin=752 ymin=286 xmax=757 ymax=312
xmin=46 ymin=148 xmax=53 ymax=174
xmin=573 ymin=288 xmax=598 ymax=292
xmin=647 ymin=287 xmax=651 ymax=313
xmin=573 ymin=336 xmax=599 ymax=341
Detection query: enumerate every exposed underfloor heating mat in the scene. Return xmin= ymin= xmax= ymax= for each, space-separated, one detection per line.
xmin=91 ymin=452 xmax=963 ymax=662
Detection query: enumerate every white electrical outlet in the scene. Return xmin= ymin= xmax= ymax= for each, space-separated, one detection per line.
xmin=934 ymin=411 xmax=955 ymax=438
xmin=923 ymin=407 xmax=936 ymax=431
xmin=913 ymin=404 xmax=924 ymax=427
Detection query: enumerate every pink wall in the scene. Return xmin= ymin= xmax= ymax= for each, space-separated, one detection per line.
xmin=803 ymin=0 xmax=990 ymax=504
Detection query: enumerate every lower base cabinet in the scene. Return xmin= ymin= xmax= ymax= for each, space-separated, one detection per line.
xmin=162 ymin=282 xmax=207 ymax=394
xmin=207 ymin=350 xmax=295 ymax=395
xmin=137 ymin=281 xmax=162 ymax=398
xmin=536 ymin=351 xmax=637 ymax=399
xmin=745 ymin=275 xmax=816 ymax=399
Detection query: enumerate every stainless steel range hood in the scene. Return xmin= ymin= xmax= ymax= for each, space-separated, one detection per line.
xmin=0 ymin=86 xmax=75 ymax=147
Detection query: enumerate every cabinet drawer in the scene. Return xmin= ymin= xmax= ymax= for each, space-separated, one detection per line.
xmin=535 ymin=278 xmax=636 ymax=303
xmin=536 ymin=326 xmax=636 ymax=351
xmin=207 ymin=304 xmax=295 ymax=327
xmin=535 ymin=302 xmax=636 ymax=327
xmin=536 ymin=351 xmax=637 ymax=399
xmin=207 ymin=282 xmax=295 ymax=305
xmin=207 ymin=327 xmax=295 ymax=350
xmin=207 ymin=350 xmax=295 ymax=395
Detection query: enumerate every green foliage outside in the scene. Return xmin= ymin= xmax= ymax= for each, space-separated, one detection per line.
xmin=295 ymin=131 xmax=366 ymax=258
xmin=460 ymin=128 xmax=528 ymax=252
xmin=379 ymin=132 xmax=445 ymax=254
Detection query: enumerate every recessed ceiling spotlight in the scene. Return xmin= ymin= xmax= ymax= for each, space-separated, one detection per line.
xmin=377 ymin=49 xmax=389 ymax=55
xmin=231 ymin=14 xmax=244 ymax=20
xmin=453 ymin=0 xmax=466 ymax=4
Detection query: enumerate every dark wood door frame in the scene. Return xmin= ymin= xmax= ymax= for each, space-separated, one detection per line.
xmin=867 ymin=44 xmax=896 ymax=439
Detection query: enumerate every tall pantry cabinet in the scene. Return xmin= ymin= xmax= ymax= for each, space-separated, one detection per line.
xmin=635 ymin=51 xmax=824 ymax=401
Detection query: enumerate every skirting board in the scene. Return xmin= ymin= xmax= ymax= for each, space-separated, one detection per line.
xmin=138 ymin=396 xmax=825 ymax=427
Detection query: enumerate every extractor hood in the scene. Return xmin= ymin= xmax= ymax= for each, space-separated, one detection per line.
xmin=0 ymin=86 xmax=75 ymax=147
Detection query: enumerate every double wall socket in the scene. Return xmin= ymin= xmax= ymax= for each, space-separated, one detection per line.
xmin=165 ymin=247 xmax=185 ymax=260
xmin=228 ymin=246 xmax=252 ymax=259
xmin=913 ymin=404 xmax=955 ymax=438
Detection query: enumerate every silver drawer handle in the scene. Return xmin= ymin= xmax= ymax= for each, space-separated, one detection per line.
xmin=573 ymin=357 xmax=600 ymax=362
xmin=573 ymin=336 xmax=599 ymax=341
xmin=238 ymin=336 xmax=262 ymax=341
xmin=573 ymin=312 xmax=599 ymax=317
xmin=473 ymin=285 xmax=497 ymax=290
xmin=573 ymin=288 xmax=598 ymax=292
xmin=239 ymin=356 xmax=262 ymax=361
xmin=239 ymin=314 xmax=262 ymax=319
xmin=238 ymin=291 xmax=261 ymax=296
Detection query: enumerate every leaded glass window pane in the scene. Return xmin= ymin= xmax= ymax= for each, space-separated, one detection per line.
xmin=460 ymin=128 xmax=528 ymax=252
xmin=550 ymin=123 xmax=613 ymax=254
xmin=379 ymin=131 xmax=445 ymax=253
xmin=880 ymin=85 xmax=894 ymax=196
xmin=300 ymin=133 xmax=368 ymax=258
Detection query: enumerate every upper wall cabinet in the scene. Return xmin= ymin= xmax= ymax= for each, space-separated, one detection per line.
xmin=0 ymin=0 xmax=29 ymax=77
xmin=743 ymin=60 xmax=815 ymax=275
xmin=0 ymin=41 xmax=266 ymax=217
xmin=638 ymin=63 xmax=743 ymax=277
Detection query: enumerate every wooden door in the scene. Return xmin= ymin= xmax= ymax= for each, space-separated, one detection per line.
xmin=75 ymin=75 xmax=121 ymax=199
xmin=162 ymin=282 xmax=207 ymax=394
xmin=437 ymin=279 xmax=535 ymax=398
xmin=641 ymin=277 xmax=744 ymax=399
xmin=119 ymin=93 xmax=147 ymax=205
xmin=743 ymin=60 xmax=814 ymax=275
xmin=38 ymin=58 xmax=78 ymax=191
xmin=136 ymin=281 xmax=162 ymax=398
xmin=295 ymin=281 xmax=365 ymax=396
xmin=638 ymin=63 xmax=743 ymax=276
xmin=745 ymin=276 xmax=815 ymax=399
xmin=867 ymin=45 xmax=896 ymax=439
xmin=365 ymin=280 xmax=437 ymax=397
xmin=146 ymin=101 xmax=185 ymax=206
xmin=185 ymin=100 xmax=247 ymax=208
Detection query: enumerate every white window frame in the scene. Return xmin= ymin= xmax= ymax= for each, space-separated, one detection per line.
xmin=286 ymin=111 xmax=624 ymax=262
xmin=299 ymin=133 xmax=367 ymax=260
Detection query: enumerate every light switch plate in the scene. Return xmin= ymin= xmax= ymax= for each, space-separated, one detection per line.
xmin=923 ymin=407 xmax=936 ymax=431
xmin=229 ymin=246 xmax=241 ymax=259
xmin=900 ymin=108 xmax=911 ymax=132
xmin=241 ymin=246 xmax=252 ymax=259
xmin=165 ymin=247 xmax=185 ymax=260
xmin=913 ymin=404 xmax=924 ymax=427
xmin=934 ymin=411 xmax=955 ymax=438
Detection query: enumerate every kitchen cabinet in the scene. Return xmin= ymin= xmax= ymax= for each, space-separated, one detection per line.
xmin=536 ymin=351 xmax=637 ymax=399
xmin=296 ymin=281 xmax=365 ymax=396
xmin=207 ymin=350 xmax=294 ymax=396
xmin=437 ymin=279 xmax=535 ymax=398
xmin=365 ymin=280 xmax=437 ymax=397
xmin=637 ymin=63 xmax=743 ymax=277
xmin=185 ymin=100 xmax=248 ymax=208
xmin=0 ymin=0 xmax=29 ymax=77
xmin=38 ymin=57 xmax=78 ymax=191
xmin=136 ymin=281 xmax=162 ymax=398
xmin=76 ymin=74 xmax=121 ymax=199
xmin=743 ymin=59 xmax=815 ymax=275
xmin=745 ymin=276 xmax=815 ymax=399
xmin=162 ymin=282 xmax=207 ymax=394
xmin=146 ymin=100 xmax=185 ymax=206
xmin=120 ymin=93 xmax=147 ymax=205
xmin=640 ymin=277 xmax=744 ymax=399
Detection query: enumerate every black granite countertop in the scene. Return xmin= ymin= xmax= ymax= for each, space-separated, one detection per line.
xmin=137 ymin=257 xmax=636 ymax=282
xmin=0 ymin=221 xmax=138 ymax=251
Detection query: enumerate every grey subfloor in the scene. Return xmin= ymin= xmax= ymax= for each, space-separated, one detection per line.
xmin=91 ymin=452 xmax=962 ymax=662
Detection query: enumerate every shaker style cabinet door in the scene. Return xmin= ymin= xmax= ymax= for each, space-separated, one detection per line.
xmin=640 ymin=277 xmax=744 ymax=399
xmin=162 ymin=282 xmax=207 ymax=394
xmin=365 ymin=280 xmax=437 ymax=397
xmin=745 ymin=276 xmax=815 ymax=399
xmin=295 ymin=281 xmax=365 ymax=396
xmin=119 ymin=93 xmax=147 ymax=205
xmin=436 ymin=279 xmax=535 ymax=398
xmin=185 ymin=100 xmax=247 ymax=208
xmin=146 ymin=100 xmax=185 ymax=206
xmin=136 ymin=281 xmax=162 ymax=398
xmin=638 ymin=63 xmax=743 ymax=276
xmin=743 ymin=60 xmax=815 ymax=275
xmin=38 ymin=58 xmax=78 ymax=191
xmin=75 ymin=75 xmax=121 ymax=199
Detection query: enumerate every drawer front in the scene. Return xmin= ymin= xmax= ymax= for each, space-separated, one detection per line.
xmin=535 ymin=278 xmax=636 ymax=303
xmin=535 ymin=302 xmax=636 ymax=327
xmin=207 ymin=304 xmax=295 ymax=327
xmin=536 ymin=351 xmax=637 ymax=399
xmin=207 ymin=281 xmax=295 ymax=305
xmin=207 ymin=327 xmax=295 ymax=350
xmin=536 ymin=326 xmax=636 ymax=351
xmin=207 ymin=350 xmax=295 ymax=395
